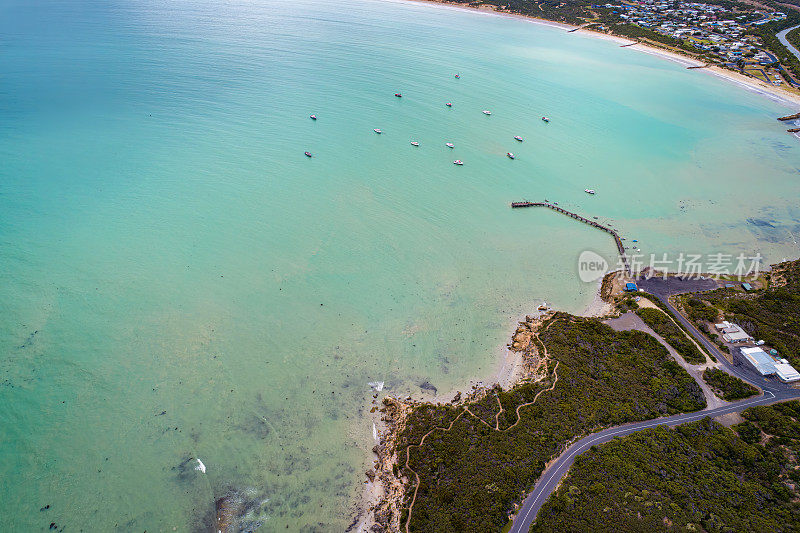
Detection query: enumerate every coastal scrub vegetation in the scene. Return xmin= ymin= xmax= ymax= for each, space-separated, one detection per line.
xmin=532 ymin=403 xmax=800 ymax=532
xmin=396 ymin=314 xmax=705 ymax=532
xmin=636 ymin=307 xmax=707 ymax=364
xmin=702 ymin=367 xmax=759 ymax=401
xmin=748 ymin=13 xmax=800 ymax=81
xmin=681 ymin=258 xmax=800 ymax=367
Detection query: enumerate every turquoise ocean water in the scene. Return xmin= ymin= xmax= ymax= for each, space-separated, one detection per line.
xmin=2 ymin=0 xmax=800 ymax=530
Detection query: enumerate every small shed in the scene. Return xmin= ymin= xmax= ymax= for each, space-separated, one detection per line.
xmin=625 ymin=282 xmax=638 ymax=292
xmin=741 ymin=282 xmax=752 ymax=291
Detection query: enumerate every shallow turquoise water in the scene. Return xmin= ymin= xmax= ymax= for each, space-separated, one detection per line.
xmin=2 ymin=0 xmax=800 ymax=530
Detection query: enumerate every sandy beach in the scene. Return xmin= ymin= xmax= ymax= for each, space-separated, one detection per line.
xmin=404 ymin=0 xmax=800 ymax=109
xmin=351 ymin=3 xmax=800 ymax=530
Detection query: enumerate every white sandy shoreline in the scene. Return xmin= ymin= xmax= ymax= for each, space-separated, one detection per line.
xmin=399 ymin=0 xmax=800 ymax=109
xmin=353 ymin=2 xmax=800 ymax=528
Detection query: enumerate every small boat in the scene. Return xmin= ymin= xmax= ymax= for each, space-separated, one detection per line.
xmin=541 ymin=116 xmax=550 ymax=122
xmin=445 ymin=142 xmax=454 ymax=148
xmin=538 ymin=301 xmax=548 ymax=311
xmin=410 ymin=141 xmax=419 ymax=146
xmin=632 ymin=239 xmax=638 ymax=243
xmin=304 ymin=151 xmax=312 ymax=157
xmin=309 ymin=114 xmax=317 ymax=120
xmin=446 ymin=102 xmax=452 ymax=107
xmin=506 ymin=152 xmax=515 ymax=159
xmin=584 ymin=189 xmax=595 ymax=194
xmin=514 ymin=136 xmax=523 ymax=142
xmin=483 ymin=110 xmax=491 ymax=115
xmin=374 ymin=128 xmax=382 ymax=134
xmin=455 ymin=74 xmax=460 ymax=79
xmin=453 ymin=160 xmax=463 ymax=165
xmin=394 ymin=93 xmax=402 ymax=97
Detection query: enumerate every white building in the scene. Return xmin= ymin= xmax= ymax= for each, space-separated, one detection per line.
xmin=739 ymin=347 xmax=800 ymax=382
xmin=740 ymin=347 xmax=775 ymax=375
xmin=775 ymin=363 xmax=800 ymax=383
xmin=717 ymin=322 xmax=753 ymax=343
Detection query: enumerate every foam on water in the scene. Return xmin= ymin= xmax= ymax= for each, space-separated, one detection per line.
xmin=2 ymin=0 xmax=800 ymax=530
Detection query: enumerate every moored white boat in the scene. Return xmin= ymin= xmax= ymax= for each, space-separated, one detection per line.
xmin=514 ymin=135 xmax=523 ymax=142
xmin=453 ymin=160 xmax=463 ymax=165
xmin=410 ymin=141 xmax=419 ymax=146
xmin=483 ymin=110 xmax=491 ymax=115
xmin=445 ymin=142 xmax=454 ymax=148
xmin=585 ymin=189 xmax=595 ymax=194
xmin=506 ymin=152 xmax=514 ymax=159
xmin=373 ymin=128 xmax=382 ymax=134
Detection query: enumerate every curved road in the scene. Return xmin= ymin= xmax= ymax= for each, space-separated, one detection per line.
xmin=777 ymin=24 xmax=800 ymax=64
xmin=509 ymin=279 xmax=800 ymax=533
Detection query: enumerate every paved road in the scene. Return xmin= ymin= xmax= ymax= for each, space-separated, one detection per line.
xmin=508 ymin=279 xmax=800 ymax=533
xmin=778 ymin=24 xmax=800 ymax=65
xmin=508 ymin=391 xmax=788 ymax=533
xmin=636 ymin=277 xmax=795 ymax=394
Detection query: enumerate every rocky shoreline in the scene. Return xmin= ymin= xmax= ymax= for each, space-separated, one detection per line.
xmin=348 ymin=311 xmax=561 ymax=532
xmin=347 ymin=270 xmax=630 ymax=532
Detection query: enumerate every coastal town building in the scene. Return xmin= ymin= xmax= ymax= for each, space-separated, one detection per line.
xmin=738 ymin=347 xmax=800 ymax=382
xmin=594 ymin=0 xmax=793 ymax=85
xmin=715 ymin=321 xmax=753 ymax=343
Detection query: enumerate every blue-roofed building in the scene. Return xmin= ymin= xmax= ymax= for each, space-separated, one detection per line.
xmin=741 ymin=282 xmax=752 ymax=291
xmin=739 ymin=347 xmax=800 ymax=382
xmin=740 ymin=347 xmax=777 ymax=375
xmin=625 ymin=282 xmax=638 ymax=292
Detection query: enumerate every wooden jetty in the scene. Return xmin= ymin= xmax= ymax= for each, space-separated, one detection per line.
xmin=567 ymin=23 xmax=594 ymax=33
xmin=778 ymin=112 xmax=800 ymax=121
xmin=511 ymin=201 xmax=631 ymax=275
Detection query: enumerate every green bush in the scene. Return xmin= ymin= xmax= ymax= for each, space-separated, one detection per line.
xmin=702 ymin=368 xmax=758 ymax=401
xmin=686 ymin=259 xmax=800 ymax=368
xmin=637 ymin=308 xmax=707 ymax=364
xmin=533 ymin=403 xmax=800 ymax=532
xmin=399 ymin=315 xmax=705 ymax=532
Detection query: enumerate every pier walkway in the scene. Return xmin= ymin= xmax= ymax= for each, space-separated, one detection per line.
xmin=511 ymin=201 xmax=631 ymax=275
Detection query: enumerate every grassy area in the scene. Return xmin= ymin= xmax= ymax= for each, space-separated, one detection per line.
xmin=533 ymin=401 xmax=800 ymax=532
xmin=702 ymin=367 xmax=759 ymax=401
xmin=744 ymin=66 xmax=771 ymax=83
xmin=636 ymin=307 xmax=707 ymax=365
xmin=397 ymin=314 xmax=705 ymax=532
